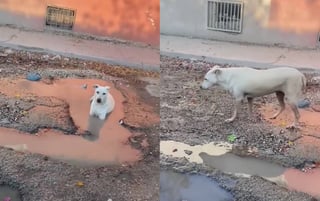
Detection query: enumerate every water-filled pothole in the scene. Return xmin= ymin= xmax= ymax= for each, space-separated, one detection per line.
xmin=160 ymin=171 xmax=234 ymax=201
xmin=0 ymin=78 xmax=142 ymax=166
xmin=0 ymin=185 xmax=22 ymax=201
xmin=161 ymin=140 xmax=320 ymax=199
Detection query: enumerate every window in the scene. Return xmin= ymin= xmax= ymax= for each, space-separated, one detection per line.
xmin=46 ymin=6 xmax=76 ymax=30
xmin=207 ymin=0 xmax=244 ymax=33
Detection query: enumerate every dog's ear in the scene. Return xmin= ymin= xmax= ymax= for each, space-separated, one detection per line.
xmin=212 ymin=68 xmax=221 ymax=75
xmin=93 ymin=84 xmax=99 ymax=88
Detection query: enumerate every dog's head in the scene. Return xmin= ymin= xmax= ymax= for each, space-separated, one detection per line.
xmin=92 ymin=84 xmax=110 ymax=104
xmin=200 ymin=65 xmax=222 ymax=89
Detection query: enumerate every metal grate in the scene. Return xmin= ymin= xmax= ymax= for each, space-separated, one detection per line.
xmin=45 ymin=6 xmax=76 ymax=30
xmin=207 ymin=0 xmax=243 ymax=33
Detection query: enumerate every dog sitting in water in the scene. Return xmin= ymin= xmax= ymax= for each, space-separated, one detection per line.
xmin=89 ymin=84 xmax=115 ymax=120
xmin=200 ymin=65 xmax=306 ymax=128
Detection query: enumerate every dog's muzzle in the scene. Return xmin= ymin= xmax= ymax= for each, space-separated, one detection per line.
xmin=97 ymin=98 xmax=101 ymax=103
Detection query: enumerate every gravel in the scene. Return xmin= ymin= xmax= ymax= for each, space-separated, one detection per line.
xmin=160 ymin=55 xmax=320 ymax=201
xmin=0 ymin=47 xmax=160 ymax=201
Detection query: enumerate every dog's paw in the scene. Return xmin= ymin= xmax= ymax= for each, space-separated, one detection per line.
xmin=285 ymin=123 xmax=301 ymax=130
xmin=98 ymin=115 xmax=105 ymax=120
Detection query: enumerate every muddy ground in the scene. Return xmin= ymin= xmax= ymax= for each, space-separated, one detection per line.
xmin=160 ymin=55 xmax=320 ymax=201
xmin=0 ymin=47 xmax=159 ymax=201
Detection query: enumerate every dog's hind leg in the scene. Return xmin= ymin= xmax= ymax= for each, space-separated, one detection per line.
xmin=286 ymin=102 xmax=300 ymax=129
xmin=285 ymin=93 xmax=301 ymax=128
xmin=270 ymin=91 xmax=285 ymax=119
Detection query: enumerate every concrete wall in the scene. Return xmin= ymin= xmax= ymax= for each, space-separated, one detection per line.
xmin=0 ymin=0 xmax=159 ymax=46
xmin=160 ymin=0 xmax=320 ymax=49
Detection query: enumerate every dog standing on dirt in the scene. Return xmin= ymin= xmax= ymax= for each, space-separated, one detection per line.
xmin=200 ymin=65 xmax=307 ymax=128
xmin=90 ymin=84 xmax=115 ymax=120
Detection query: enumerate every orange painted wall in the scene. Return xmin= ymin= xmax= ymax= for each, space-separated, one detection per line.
xmin=0 ymin=0 xmax=159 ymax=46
xmin=269 ymin=0 xmax=320 ymax=34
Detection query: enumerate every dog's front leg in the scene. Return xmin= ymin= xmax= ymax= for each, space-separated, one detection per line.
xmin=225 ymin=99 xmax=242 ymax=123
xmin=247 ymin=97 xmax=253 ymax=117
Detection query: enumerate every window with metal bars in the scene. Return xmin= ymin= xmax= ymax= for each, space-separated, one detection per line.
xmin=46 ymin=6 xmax=76 ymax=30
xmin=207 ymin=0 xmax=243 ymax=33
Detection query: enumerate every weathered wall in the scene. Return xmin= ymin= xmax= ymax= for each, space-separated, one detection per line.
xmin=160 ymin=0 xmax=320 ymax=48
xmin=0 ymin=0 xmax=159 ymax=46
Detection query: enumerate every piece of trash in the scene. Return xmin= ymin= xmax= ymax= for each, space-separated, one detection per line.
xmin=118 ymin=119 xmax=124 ymax=125
xmin=81 ymin=84 xmax=87 ymax=89
xmin=26 ymin=73 xmax=41 ymax=81
xmin=3 ymin=144 xmax=28 ymax=152
xmin=227 ymin=134 xmax=237 ymax=143
xmin=41 ymin=55 xmax=49 ymax=60
xmin=107 ymin=199 xmax=112 ymax=201
xmin=184 ymin=150 xmax=193 ymax=155
xmin=280 ymin=121 xmax=286 ymax=127
xmin=129 ymin=137 xmax=138 ymax=143
xmin=297 ymin=99 xmax=310 ymax=108
xmin=51 ymin=55 xmax=61 ymax=60
xmin=4 ymin=49 xmax=13 ymax=54
xmin=3 ymin=197 xmax=11 ymax=201
xmin=0 ymin=53 xmax=8 ymax=57
xmin=288 ymin=141 xmax=294 ymax=146
xmin=75 ymin=181 xmax=84 ymax=187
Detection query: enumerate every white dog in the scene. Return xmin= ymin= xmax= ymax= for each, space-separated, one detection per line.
xmin=89 ymin=84 xmax=115 ymax=120
xmin=200 ymin=65 xmax=306 ymax=128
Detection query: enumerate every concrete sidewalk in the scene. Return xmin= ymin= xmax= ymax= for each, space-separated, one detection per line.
xmin=160 ymin=35 xmax=320 ymax=71
xmin=0 ymin=26 xmax=160 ymax=71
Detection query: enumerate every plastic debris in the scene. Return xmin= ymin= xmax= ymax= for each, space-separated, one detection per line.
xmin=297 ymin=99 xmax=310 ymax=108
xmin=3 ymin=197 xmax=11 ymax=201
xmin=288 ymin=141 xmax=294 ymax=146
xmin=26 ymin=73 xmax=41 ymax=81
xmin=51 ymin=55 xmax=61 ymax=60
xmin=75 ymin=181 xmax=84 ymax=187
xmin=227 ymin=134 xmax=237 ymax=143
xmin=118 ymin=119 xmax=124 ymax=125
xmin=4 ymin=49 xmax=14 ymax=54
xmin=82 ymin=84 xmax=87 ymax=89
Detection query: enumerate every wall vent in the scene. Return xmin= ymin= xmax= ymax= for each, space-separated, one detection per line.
xmin=45 ymin=6 xmax=76 ymax=30
xmin=207 ymin=0 xmax=244 ymax=33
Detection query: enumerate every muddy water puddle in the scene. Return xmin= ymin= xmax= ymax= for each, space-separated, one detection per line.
xmin=160 ymin=171 xmax=234 ymax=201
xmin=0 ymin=78 xmax=142 ymax=166
xmin=161 ymin=140 xmax=320 ymax=198
xmin=261 ymin=104 xmax=320 ymax=137
xmin=0 ymin=185 xmax=21 ymax=201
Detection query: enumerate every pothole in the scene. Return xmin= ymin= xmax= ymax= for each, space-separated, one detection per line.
xmin=161 ymin=140 xmax=320 ymax=199
xmin=160 ymin=170 xmax=234 ymax=201
xmin=0 ymin=78 xmax=143 ymax=166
